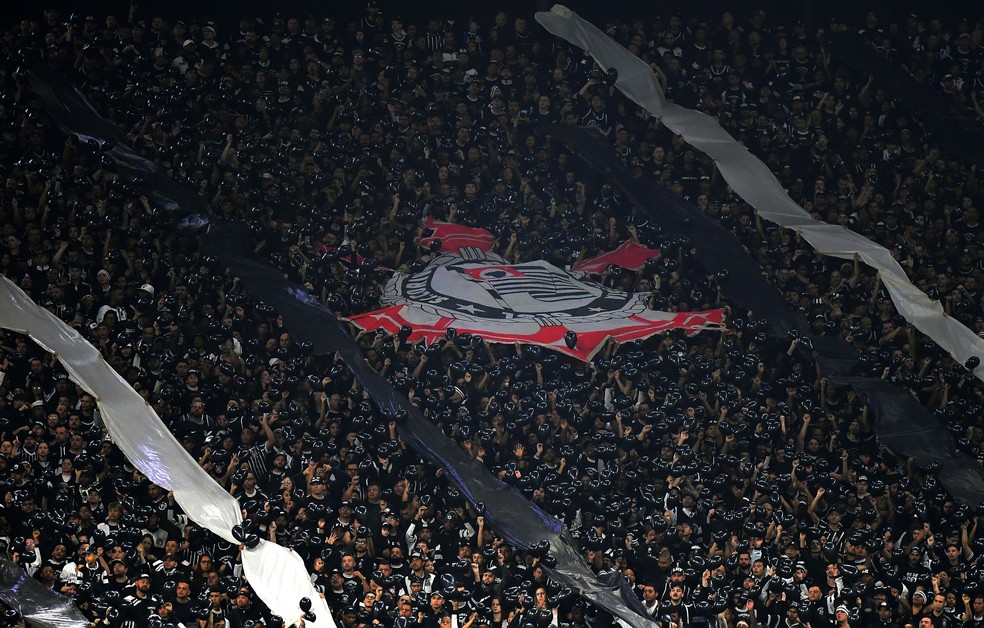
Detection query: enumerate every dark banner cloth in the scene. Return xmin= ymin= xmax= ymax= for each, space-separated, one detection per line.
xmin=28 ymin=60 xmax=212 ymax=225
xmin=0 ymin=556 xmax=89 ymax=628
xmin=828 ymin=377 xmax=984 ymax=505
xmin=547 ymin=124 xmax=984 ymax=507
xmin=828 ymin=32 xmax=984 ymax=168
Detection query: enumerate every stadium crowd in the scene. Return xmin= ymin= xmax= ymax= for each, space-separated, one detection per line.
xmin=1 ymin=3 xmax=984 ymax=628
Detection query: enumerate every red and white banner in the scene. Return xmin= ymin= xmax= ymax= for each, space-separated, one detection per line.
xmin=414 ymin=217 xmax=496 ymax=254
xmin=347 ymin=252 xmax=723 ymax=361
xmin=573 ymin=240 xmax=661 ymax=274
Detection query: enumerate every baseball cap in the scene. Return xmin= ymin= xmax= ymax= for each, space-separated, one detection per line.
xmin=139 ymin=283 xmax=155 ymax=296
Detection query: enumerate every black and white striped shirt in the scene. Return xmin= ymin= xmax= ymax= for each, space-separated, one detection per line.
xmin=241 ymin=441 xmax=274 ymax=477
xmin=425 ymin=32 xmax=443 ymax=52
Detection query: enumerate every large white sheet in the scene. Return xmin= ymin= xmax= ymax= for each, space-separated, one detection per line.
xmin=536 ymin=5 xmax=984 ymax=380
xmin=0 ymin=277 xmax=333 ymax=628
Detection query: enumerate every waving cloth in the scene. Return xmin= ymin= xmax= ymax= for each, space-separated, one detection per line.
xmin=573 ymin=241 xmax=661 ymax=274
xmin=0 ymin=277 xmax=334 ymax=628
xmin=414 ymin=218 xmax=497 ymax=254
xmin=19 ymin=61 xmax=335 ymax=628
xmin=0 ymin=555 xmax=88 ymax=628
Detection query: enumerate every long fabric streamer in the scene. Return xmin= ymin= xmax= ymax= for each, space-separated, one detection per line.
xmin=26 ymin=51 xmax=655 ymax=628
xmin=0 ymin=556 xmax=88 ymax=628
xmin=20 ymin=62 xmax=335 ymax=628
xmin=28 ymin=62 xmax=211 ymax=222
xmin=824 ymin=375 xmax=984 ymax=508
xmin=0 ymin=276 xmax=334 ymax=628
xmin=534 ymin=5 xmax=984 ymax=383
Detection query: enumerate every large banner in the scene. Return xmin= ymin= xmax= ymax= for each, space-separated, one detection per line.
xmin=348 ymin=252 xmax=723 ymax=360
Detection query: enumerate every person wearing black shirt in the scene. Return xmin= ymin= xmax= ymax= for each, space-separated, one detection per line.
xmin=866 ymin=600 xmax=901 ymax=628
xmin=660 ymin=584 xmax=693 ymax=625
xmin=361 ymin=1 xmax=386 ymax=45
xmin=171 ymin=580 xmax=197 ymax=624
xmin=579 ymin=94 xmax=611 ymax=136
xmin=963 ymin=595 xmax=984 ymax=627
xmin=897 ymin=547 xmax=931 ymax=592
xmin=226 ymin=589 xmax=264 ymax=627
xmin=322 ymin=569 xmax=347 ymax=609
xmin=121 ymin=572 xmax=158 ymax=628
xmin=150 ymin=550 xmax=187 ymax=582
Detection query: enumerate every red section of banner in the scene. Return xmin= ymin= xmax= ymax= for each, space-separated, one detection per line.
xmin=414 ymin=218 xmax=496 ymax=254
xmin=348 ymin=306 xmax=725 ymax=361
xmin=573 ymin=241 xmax=661 ymax=274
